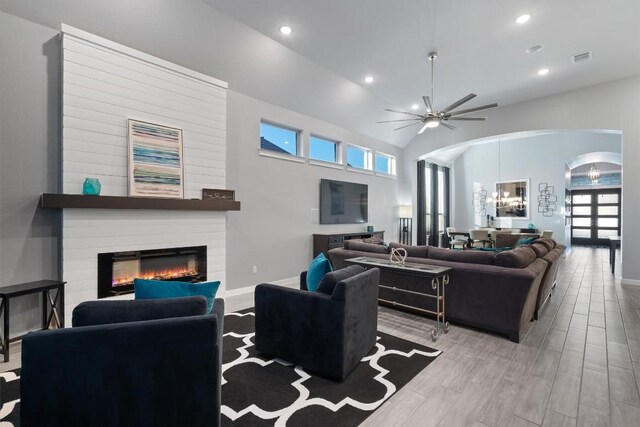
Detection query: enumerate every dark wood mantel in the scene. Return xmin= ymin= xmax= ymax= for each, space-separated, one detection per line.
xmin=40 ymin=193 xmax=241 ymax=211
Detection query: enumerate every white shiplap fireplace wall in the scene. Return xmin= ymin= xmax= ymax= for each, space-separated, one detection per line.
xmin=61 ymin=25 xmax=228 ymax=325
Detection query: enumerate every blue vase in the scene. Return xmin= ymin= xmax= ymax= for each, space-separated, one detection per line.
xmin=83 ymin=178 xmax=101 ymax=195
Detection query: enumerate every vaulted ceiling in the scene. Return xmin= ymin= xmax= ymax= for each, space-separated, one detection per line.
xmin=206 ymin=0 xmax=640 ymax=144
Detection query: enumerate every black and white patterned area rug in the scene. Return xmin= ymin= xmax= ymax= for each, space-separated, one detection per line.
xmin=0 ymin=309 xmax=440 ymax=427
xmin=221 ymin=309 xmax=440 ymax=426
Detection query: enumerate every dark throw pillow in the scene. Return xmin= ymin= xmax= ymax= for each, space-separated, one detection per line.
xmin=494 ymin=246 xmax=537 ymax=268
xmin=428 ymin=246 xmax=496 ymax=265
xmin=530 ymin=242 xmax=549 ymax=258
xmin=388 ymin=242 xmax=429 ymax=258
xmin=344 ymin=240 xmax=389 ymax=254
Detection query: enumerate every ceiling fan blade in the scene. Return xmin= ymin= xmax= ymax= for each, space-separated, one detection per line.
xmin=449 ymin=103 xmax=498 ymax=116
xmin=448 ymin=117 xmax=487 ymax=121
xmin=441 ymin=93 xmax=477 ymax=113
xmin=394 ymin=122 xmax=422 ymax=131
xmin=385 ymin=108 xmax=424 ymax=118
xmin=376 ymin=118 xmax=422 ymax=123
xmin=440 ymin=121 xmax=457 ymax=130
xmin=422 ymin=96 xmax=434 ymax=113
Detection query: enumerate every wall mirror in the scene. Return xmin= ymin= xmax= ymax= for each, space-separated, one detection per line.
xmin=494 ymin=179 xmax=530 ymax=219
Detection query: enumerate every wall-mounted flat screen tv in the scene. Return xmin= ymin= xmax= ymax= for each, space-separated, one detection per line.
xmin=320 ymin=179 xmax=368 ymax=224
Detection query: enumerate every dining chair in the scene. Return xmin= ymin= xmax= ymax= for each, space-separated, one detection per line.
xmin=542 ymin=230 xmax=553 ymax=238
xmin=469 ymin=229 xmax=491 ymax=248
xmin=446 ymin=227 xmax=468 ymax=249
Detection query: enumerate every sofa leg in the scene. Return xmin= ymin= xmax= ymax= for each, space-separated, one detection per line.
xmin=533 ymin=310 xmax=539 ymax=321
xmin=508 ymin=331 xmax=520 ymax=343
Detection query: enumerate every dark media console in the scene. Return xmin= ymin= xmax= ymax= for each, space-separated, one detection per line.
xmin=312 ymin=231 xmax=384 ymax=258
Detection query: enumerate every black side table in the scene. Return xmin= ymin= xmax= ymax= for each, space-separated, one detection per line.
xmin=0 ymin=280 xmax=66 ymax=362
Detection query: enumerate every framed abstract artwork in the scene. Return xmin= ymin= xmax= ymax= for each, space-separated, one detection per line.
xmin=128 ymin=119 xmax=184 ymax=199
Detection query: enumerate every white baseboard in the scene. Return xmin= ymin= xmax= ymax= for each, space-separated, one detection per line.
xmin=621 ymin=277 xmax=640 ymax=286
xmin=222 ymin=276 xmax=299 ymax=298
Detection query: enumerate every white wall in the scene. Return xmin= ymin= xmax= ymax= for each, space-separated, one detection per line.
xmin=450 ymin=132 xmax=621 ymax=246
xmin=401 ymin=76 xmax=640 ymax=284
xmin=226 ymin=91 xmax=401 ymax=290
xmin=60 ymin=27 xmax=228 ymax=325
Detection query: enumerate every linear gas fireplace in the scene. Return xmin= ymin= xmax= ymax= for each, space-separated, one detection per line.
xmin=97 ymin=246 xmax=207 ymax=299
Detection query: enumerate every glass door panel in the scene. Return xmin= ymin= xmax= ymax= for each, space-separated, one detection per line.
xmin=573 ymin=206 xmax=591 ymax=215
xmin=571 ymin=188 xmax=621 ymax=246
xmin=598 ymin=206 xmax=618 ymax=215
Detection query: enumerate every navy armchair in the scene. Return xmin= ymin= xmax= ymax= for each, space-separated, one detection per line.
xmin=254 ymin=267 xmax=380 ymax=381
xmin=20 ymin=296 xmax=224 ymax=427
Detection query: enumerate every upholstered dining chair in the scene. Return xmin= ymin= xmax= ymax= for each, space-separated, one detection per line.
xmin=542 ymin=230 xmax=553 ymax=238
xmin=446 ymin=227 xmax=468 ymax=249
xmin=469 ymin=229 xmax=491 ymax=248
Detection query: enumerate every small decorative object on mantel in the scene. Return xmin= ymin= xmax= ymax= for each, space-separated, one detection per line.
xmin=128 ymin=119 xmax=184 ymax=199
xmin=389 ymin=248 xmax=407 ymax=266
xmin=82 ymin=178 xmax=101 ymax=195
xmin=537 ymin=183 xmax=557 ymax=217
xmin=202 ymin=188 xmax=235 ymax=201
xmin=366 ymin=225 xmax=374 ymax=232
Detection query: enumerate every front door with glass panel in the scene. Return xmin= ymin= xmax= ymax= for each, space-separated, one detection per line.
xmin=571 ymin=189 xmax=621 ymax=246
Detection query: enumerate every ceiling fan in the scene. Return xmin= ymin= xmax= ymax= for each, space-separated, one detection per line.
xmin=378 ymin=52 xmax=498 ymax=133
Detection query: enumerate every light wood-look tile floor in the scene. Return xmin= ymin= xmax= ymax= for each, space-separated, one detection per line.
xmin=3 ymin=247 xmax=639 ymax=427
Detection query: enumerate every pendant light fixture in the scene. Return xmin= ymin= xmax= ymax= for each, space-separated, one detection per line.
xmin=588 ymin=163 xmax=600 ymax=183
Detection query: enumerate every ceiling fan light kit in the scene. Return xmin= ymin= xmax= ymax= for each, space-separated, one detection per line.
xmin=378 ymin=51 xmax=498 ymax=133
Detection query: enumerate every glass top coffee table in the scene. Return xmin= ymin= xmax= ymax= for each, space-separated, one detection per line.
xmin=345 ymin=256 xmax=452 ymax=341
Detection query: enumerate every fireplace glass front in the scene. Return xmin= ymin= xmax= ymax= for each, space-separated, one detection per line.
xmin=97 ymin=246 xmax=207 ymax=298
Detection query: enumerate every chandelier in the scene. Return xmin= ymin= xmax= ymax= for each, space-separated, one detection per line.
xmin=486 ymin=191 xmax=527 ymax=210
xmin=588 ymin=163 xmax=600 ymax=183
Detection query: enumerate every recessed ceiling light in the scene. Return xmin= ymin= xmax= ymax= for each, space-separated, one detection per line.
xmin=526 ymin=45 xmax=543 ymax=54
xmin=537 ymin=68 xmax=550 ymax=76
xmin=279 ymin=25 xmax=292 ymax=35
xmin=363 ymin=75 xmax=374 ymax=84
xmin=411 ymin=103 xmax=420 ymax=110
xmin=515 ymin=14 xmax=531 ymax=24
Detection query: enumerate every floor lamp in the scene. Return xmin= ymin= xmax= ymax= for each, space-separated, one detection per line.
xmin=398 ymin=205 xmax=412 ymax=245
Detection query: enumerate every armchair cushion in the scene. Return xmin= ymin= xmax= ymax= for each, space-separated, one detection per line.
xmin=134 ymin=278 xmax=220 ymax=313
xmin=316 ymin=265 xmax=365 ymax=295
xmin=72 ymin=296 xmax=208 ymax=327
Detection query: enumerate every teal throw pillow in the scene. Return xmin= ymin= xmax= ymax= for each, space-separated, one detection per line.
xmin=516 ymin=236 xmax=537 ymax=246
xmin=306 ymin=253 xmax=333 ymax=292
xmin=134 ymin=278 xmax=220 ymax=314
